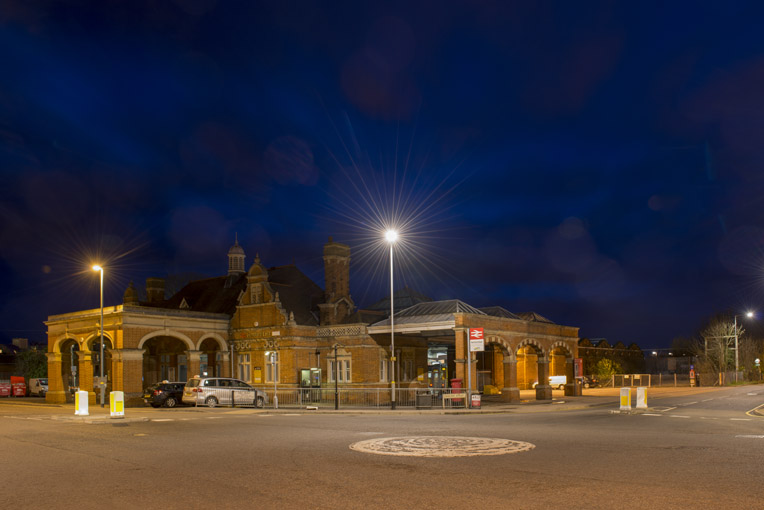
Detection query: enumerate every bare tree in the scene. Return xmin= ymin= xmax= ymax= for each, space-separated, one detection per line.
xmin=694 ymin=319 xmax=743 ymax=385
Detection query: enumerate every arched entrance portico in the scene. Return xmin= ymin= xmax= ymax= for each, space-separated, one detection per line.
xmin=59 ymin=338 xmax=80 ymax=402
xmin=87 ymin=335 xmax=113 ymax=394
xmin=142 ymin=335 xmax=192 ymax=387
xmin=517 ymin=340 xmax=552 ymax=400
xmin=550 ymin=341 xmax=579 ymax=396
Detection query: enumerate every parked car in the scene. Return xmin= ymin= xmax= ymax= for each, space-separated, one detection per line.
xmin=532 ymin=375 xmax=567 ymax=390
xmin=583 ymin=376 xmax=599 ymax=389
xmin=182 ymin=377 xmax=268 ymax=408
xmin=143 ymin=381 xmax=186 ymax=408
xmin=28 ymin=378 xmax=48 ymax=397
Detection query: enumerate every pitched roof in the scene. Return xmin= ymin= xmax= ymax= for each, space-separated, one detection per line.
xmin=369 ymin=299 xmax=485 ymax=328
xmin=364 ymin=286 xmax=433 ymax=314
xmin=161 ymin=274 xmax=247 ymax=315
xmin=479 ymin=306 xmax=522 ymax=320
xmin=517 ymin=311 xmax=556 ymax=324
xmin=267 ymin=264 xmax=324 ymax=326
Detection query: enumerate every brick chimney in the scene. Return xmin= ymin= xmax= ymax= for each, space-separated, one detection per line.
xmin=146 ymin=277 xmax=165 ymax=304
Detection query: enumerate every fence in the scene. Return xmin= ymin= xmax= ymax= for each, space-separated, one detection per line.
xmin=609 ymin=371 xmax=748 ymax=388
xmin=193 ymin=387 xmax=472 ymax=410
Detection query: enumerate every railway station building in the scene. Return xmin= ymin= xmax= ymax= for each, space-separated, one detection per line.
xmin=45 ymin=237 xmax=579 ymax=406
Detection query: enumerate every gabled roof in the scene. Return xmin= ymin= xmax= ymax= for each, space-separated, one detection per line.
xmin=517 ymin=311 xmax=556 ymax=324
xmin=267 ymin=264 xmax=324 ymax=326
xmin=369 ymin=299 xmax=485 ymax=328
xmin=479 ymin=306 xmax=522 ymax=320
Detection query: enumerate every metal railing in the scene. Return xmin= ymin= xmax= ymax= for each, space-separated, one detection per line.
xmin=252 ymin=388 xmax=473 ymax=410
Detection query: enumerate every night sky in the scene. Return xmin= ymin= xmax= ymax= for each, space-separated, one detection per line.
xmin=3 ymin=1 xmax=764 ymax=350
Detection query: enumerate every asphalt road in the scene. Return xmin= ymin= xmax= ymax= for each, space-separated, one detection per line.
xmin=1 ymin=386 xmax=763 ymax=509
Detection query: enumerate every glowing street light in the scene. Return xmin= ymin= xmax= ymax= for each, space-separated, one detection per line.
xmin=733 ymin=311 xmax=755 ymax=383
xmin=92 ymin=265 xmax=105 ymax=407
xmin=386 ymin=229 xmax=398 ymax=410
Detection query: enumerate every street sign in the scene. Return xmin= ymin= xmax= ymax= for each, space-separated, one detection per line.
xmin=469 ymin=328 xmax=484 ymax=352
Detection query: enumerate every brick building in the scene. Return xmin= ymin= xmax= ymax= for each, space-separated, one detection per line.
xmin=45 ymin=236 xmax=580 ymax=406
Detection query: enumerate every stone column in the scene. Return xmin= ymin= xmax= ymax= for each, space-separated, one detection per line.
xmin=46 ymin=352 xmax=66 ymax=404
xmin=220 ymin=351 xmax=231 ymax=378
xmin=454 ymin=328 xmax=467 ymax=385
xmin=186 ymin=350 xmax=203 ymax=380
xmin=535 ymin=357 xmax=552 ymax=401
xmin=111 ymin=348 xmax=146 ymax=406
xmin=77 ymin=351 xmax=96 ymax=404
xmin=564 ymin=358 xmax=580 ymax=396
xmin=501 ymin=358 xmax=520 ymax=402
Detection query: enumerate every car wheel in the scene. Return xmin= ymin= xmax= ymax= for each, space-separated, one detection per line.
xmin=255 ymin=396 xmax=265 ymax=408
xmin=205 ymin=396 xmax=218 ymax=408
xmin=558 ymin=384 xmax=565 ymax=390
xmin=164 ymin=397 xmax=177 ymax=408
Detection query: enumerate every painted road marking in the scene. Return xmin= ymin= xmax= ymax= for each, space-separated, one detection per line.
xmin=736 ymin=435 xmax=764 ymax=439
xmin=282 ymin=414 xmax=301 ymax=416
xmin=701 ymin=399 xmax=714 ymax=402
xmin=350 ymin=436 xmax=536 ymax=458
xmin=152 ymin=419 xmax=174 ymax=422
xmin=730 ymin=418 xmax=752 ymax=421
xmin=669 ymin=415 xmax=690 ymax=418
xmin=642 ymin=413 xmax=662 ymax=416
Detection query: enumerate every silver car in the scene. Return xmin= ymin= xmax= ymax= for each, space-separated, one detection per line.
xmin=182 ymin=377 xmax=268 ymax=408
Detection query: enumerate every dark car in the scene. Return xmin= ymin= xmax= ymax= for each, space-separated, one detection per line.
xmin=143 ymin=381 xmax=186 ymax=408
xmin=583 ymin=376 xmax=599 ymax=389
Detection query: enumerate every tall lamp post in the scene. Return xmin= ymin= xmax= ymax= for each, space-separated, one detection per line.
xmin=733 ymin=311 xmax=754 ymax=383
xmin=92 ymin=265 xmax=105 ymax=407
xmin=385 ymin=230 xmax=398 ymax=410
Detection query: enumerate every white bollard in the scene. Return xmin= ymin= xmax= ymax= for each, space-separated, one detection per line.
xmin=636 ymin=387 xmax=648 ymax=409
xmin=110 ymin=391 xmax=125 ymax=418
xmin=74 ymin=390 xmax=89 ymax=416
xmin=619 ymin=387 xmax=631 ymax=410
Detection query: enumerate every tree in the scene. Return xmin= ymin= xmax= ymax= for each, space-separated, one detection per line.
xmin=15 ymin=348 xmax=47 ymax=381
xmin=593 ymin=358 xmax=622 ymax=380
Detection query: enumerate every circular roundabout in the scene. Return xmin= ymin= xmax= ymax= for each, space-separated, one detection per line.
xmin=349 ymin=436 xmax=536 ymax=458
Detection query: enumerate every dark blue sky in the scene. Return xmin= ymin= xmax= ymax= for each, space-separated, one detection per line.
xmin=3 ymin=1 xmax=764 ymax=349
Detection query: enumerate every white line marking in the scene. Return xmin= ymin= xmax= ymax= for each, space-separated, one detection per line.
xmin=730 ymin=418 xmax=752 ymax=421
xmin=659 ymin=407 xmax=677 ymax=412
xmin=642 ymin=413 xmax=662 ymax=416
xmin=700 ymin=417 xmax=718 ymax=420
xmin=282 ymin=414 xmax=301 ymax=416
xmin=670 ymin=415 xmax=690 ymax=418
xmin=153 ymin=419 xmax=174 ymax=422
xmin=684 ymin=401 xmax=697 ymax=405
xmin=206 ymin=417 xmax=222 ymax=419
xmin=736 ymin=435 xmax=764 ymax=439
xmin=747 ymin=393 xmax=758 ymax=396
xmin=701 ymin=399 xmax=714 ymax=402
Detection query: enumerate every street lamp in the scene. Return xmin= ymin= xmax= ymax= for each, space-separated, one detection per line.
xmin=92 ymin=265 xmax=105 ymax=407
xmin=385 ymin=229 xmax=398 ymax=410
xmin=733 ymin=311 xmax=755 ymax=383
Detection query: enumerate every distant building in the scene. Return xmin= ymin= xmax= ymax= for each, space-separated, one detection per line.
xmin=45 ymin=236 xmax=579 ymax=405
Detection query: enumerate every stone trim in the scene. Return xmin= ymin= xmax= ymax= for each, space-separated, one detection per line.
xmin=317 ymin=325 xmax=365 ymax=337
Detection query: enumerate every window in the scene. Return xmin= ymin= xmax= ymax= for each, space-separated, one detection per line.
xmin=403 ymin=359 xmax=413 ymax=382
xmin=238 ymin=354 xmax=251 ymax=382
xmin=329 ymin=357 xmax=351 ymax=383
xmin=265 ymin=351 xmax=279 ymax=383
xmin=380 ymin=351 xmax=391 ymax=382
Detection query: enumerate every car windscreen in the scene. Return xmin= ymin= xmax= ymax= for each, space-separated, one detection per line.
xmin=186 ymin=379 xmax=201 ymax=388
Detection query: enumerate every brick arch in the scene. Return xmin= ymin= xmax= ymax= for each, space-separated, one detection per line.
xmin=549 ymin=340 xmax=574 ymax=359
xmin=196 ymin=333 xmax=227 ymax=351
xmin=485 ymin=336 xmax=514 ymax=361
xmin=53 ymin=335 xmax=82 ymax=354
xmin=516 ymin=338 xmax=546 ymax=360
xmin=137 ymin=330 xmax=194 ymax=351
xmin=83 ymin=332 xmax=114 ymax=351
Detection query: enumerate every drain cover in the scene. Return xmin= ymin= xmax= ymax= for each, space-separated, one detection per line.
xmin=349 ymin=436 xmax=535 ymax=457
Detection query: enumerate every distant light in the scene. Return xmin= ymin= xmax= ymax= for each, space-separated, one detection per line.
xmin=652 ymin=351 xmax=657 ymax=356
xmin=385 ymin=229 xmax=398 ymax=243
xmin=92 ymin=265 xmax=102 ymax=271
xmin=746 ymin=311 xmax=754 ymax=318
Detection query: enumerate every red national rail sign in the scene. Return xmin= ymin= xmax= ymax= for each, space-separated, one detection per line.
xmin=469 ymin=328 xmax=484 ymax=352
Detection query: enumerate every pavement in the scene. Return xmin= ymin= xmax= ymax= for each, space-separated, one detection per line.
xmin=0 ymin=385 xmax=749 ymax=420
